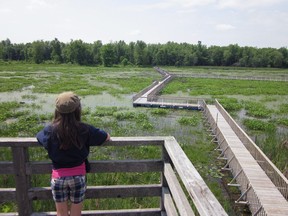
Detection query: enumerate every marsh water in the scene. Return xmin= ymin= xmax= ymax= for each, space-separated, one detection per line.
xmin=1 ymin=66 xmax=287 ymax=215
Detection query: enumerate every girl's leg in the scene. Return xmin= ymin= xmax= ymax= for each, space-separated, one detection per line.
xmin=70 ymin=202 xmax=83 ymax=216
xmin=55 ymin=201 xmax=69 ymax=216
xmin=69 ymin=175 xmax=86 ymax=216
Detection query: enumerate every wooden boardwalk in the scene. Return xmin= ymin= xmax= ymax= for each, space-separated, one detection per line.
xmin=206 ymin=105 xmax=288 ymax=215
xmin=133 ymin=72 xmax=201 ymax=110
xmin=133 ymin=97 xmax=200 ymax=110
xmin=132 ymin=66 xmax=288 ymax=215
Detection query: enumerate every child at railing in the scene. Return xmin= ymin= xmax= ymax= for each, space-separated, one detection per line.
xmin=36 ymin=91 xmax=110 ymax=216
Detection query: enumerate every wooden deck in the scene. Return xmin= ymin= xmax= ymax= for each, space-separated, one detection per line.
xmin=133 ymin=97 xmax=200 ymax=110
xmin=0 ymin=137 xmax=227 ymax=216
xmin=205 ymin=105 xmax=288 ymax=215
xmin=132 ymin=71 xmax=201 ymax=110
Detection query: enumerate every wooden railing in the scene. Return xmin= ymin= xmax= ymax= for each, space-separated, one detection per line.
xmin=214 ymin=100 xmax=288 ymax=199
xmin=132 ymin=81 xmax=159 ymax=101
xmin=0 ymin=137 xmax=228 ymax=216
xmin=173 ymin=73 xmax=288 ymax=82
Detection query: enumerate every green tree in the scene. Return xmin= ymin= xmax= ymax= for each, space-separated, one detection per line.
xmin=0 ymin=39 xmax=14 ymax=60
xmin=114 ymin=40 xmax=128 ymax=64
xmin=64 ymin=40 xmax=92 ymax=65
xmin=278 ymin=47 xmax=288 ymax=67
xmin=31 ymin=40 xmax=46 ymax=64
xmin=100 ymin=43 xmax=115 ymax=67
xmin=195 ymin=41 xmax=208 ymax=65
xmin=208 ymin=46 xmax=224 ymax=66
xmin=50 ymin=38 xmax=63 ymax=63
xmin=134 ymin=40 xmax=148 ymax=66
xmin=128 ymin=42 xmax=135 ymax=64
xmin=269 ymin=50 xmax=283 ymax=68
xmin=239 ymin=47 xmax=255 ymax=67
xmin=91 ymin=40 xmax=103 ymax=65
xmin=223 ymin=44 xmax=241 ymax=66
xmin=155 ymin=46 xmax=167 ymax=65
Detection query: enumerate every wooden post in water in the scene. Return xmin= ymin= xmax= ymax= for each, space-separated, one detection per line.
xmin=12 ymin=146 xmax=32 ymax=216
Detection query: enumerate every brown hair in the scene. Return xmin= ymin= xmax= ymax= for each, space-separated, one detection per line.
xmin=52 ymin=106 xmax=84 ymax=150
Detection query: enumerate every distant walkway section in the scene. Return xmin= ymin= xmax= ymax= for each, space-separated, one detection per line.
xmin=133 ymin=67 xmax=203 ymax=110
xmin=173 ymin=73 xmax=288 ymax=82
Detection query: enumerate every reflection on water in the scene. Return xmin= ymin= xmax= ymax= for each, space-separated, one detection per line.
xmin=81 ymin=93 xmax=133 ymax=109
xmin=0 ymin=91 xmax=133 ymax=113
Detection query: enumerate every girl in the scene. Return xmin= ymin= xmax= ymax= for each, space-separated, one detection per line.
xmin=37 ymin=91 xmax=110 ymax=216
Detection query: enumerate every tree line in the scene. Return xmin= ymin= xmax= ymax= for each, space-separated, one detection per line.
xmin=0 ymin=38 xmax=287 ymax=68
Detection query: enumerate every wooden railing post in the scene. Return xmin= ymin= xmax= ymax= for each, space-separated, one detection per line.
xmin=160 ymin=142 xmax=170 ymax=214
xmin=12 ymin=146 xmax=32 ymax=216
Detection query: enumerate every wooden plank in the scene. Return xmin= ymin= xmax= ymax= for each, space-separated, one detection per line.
xmin=214 ymin=100 xmax=288 ymax=188
xmin=0 ymin=137 xmax=165 ymax=147
xmin=90 ymin=160 xmax=163 ymax=173
xmin=162 ymin=187 xmax=178 ymax=216
xmin=30 ymin=208 xmax=162 ymax=216
xmin=12 ymin=146 xmax=32 ymax=215
xmin=27 ymin=159 xmax=163 ymax=174
xmin=164 ymin=137 xmax=228 ymax=216
xmin=0 ymin=188 xmax=16 ymax=201
xmin=28 ymin=184 xmax=162 ymax=200
xmin=0 ymin=213 xmax=18 ymax=216
xmin=86 ymin=185 xmax=162 ymax=199
xmin=0 ymin=161 xmax=14 ymax=174
xmin=205 ymin=105 xmax=288 ymax=215
xmin=164 ymin=163 xmax=195 ymax=216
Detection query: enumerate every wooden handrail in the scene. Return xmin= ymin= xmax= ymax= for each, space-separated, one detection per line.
xmin=0 ymin=136 xmax=227 ymax=216
xmin=214 ymin=99 xmax=288 ymax=200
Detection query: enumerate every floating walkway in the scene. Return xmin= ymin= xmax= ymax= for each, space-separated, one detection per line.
xmin=204 ymin=103 xmax=288 ymax=216
xmin=133 ymin=69 xmax=201 ymax=110
xmin=132 ymin=67 xmax=288 ymax=215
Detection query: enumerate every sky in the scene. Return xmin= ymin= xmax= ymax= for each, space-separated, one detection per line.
xmin=1 ymin=0 xmax=288 ymax=48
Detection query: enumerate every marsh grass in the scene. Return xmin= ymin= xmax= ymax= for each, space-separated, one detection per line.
xmin=243 ymin=101 xmax=272 ymax=118
xmin=0 ymin=63 xmax=161 ymax=96
xmin=162 ymin=66 xmax=288 ymax=78
xmin=217 ymin=97 xmax=243 ymax=112
xmin=3 ymin=64 xmax=287 ymax=214
xmin=178 ymin=115 xmax=200 ymax=126
xmin=243 ymin=119 xmax=276 ymax=132
xmin=161 ymin=78 xmax=288 ymax=96
xmin=161 ymin=70 xmax=288 ymax=174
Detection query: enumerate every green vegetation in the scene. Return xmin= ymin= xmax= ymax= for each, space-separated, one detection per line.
xmin=1 ymin=64 xmax=287 ymax=215
xmin=243 ymin=119 xmax=276 ymax=132
xmin=1 ymin=38 xmax=288 ymax=68
xmin=178 ymin=115 xmax=200 ymax=126
xmin=161 ymin=67 xmax=288 ymax=176
xmin=0 ymin=63 xmax=160 ymax=95
xmin=161 ymin=77 xmax=288 ymax=96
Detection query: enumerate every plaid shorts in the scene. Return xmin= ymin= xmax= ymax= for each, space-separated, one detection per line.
xmin=51 ymin=175 xmax=86 ymax=203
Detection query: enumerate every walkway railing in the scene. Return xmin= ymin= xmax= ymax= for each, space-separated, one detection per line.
xmin=0 ymin=137 xmax=227 ymax=216
xmin=214 ymin=100 xmax=288 ymax=200
xmin=173 ymin=73 xmax=288 ymax=82
xmin=202 ymin=101 xmax=288 ymax=215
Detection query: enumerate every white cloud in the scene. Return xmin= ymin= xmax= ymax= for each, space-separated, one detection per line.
xmin=215 ymin=24 xmax=236 ymax=31
xmin=169 ymin=0 xmax=216 ymax=7
xmin=121 ymin=0 xmax=216 ymax=12
xmin=0 ymin=8 xmax=13 ymax=13
xmin=217 ymin=0 xmax=286 ymax=9
xmin=26 ymin=0 xmax=55 ymax=10
xmin=129 ymin=30 xmax=142 ymax=36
